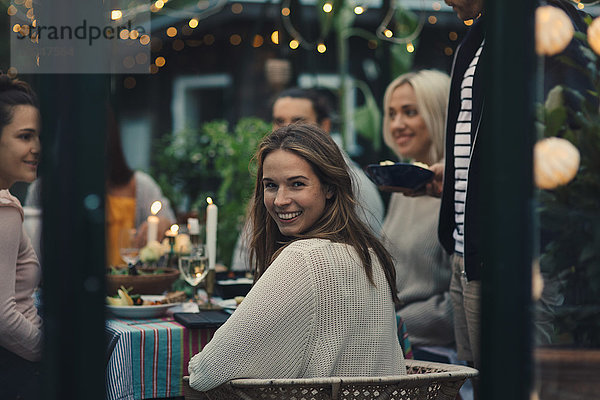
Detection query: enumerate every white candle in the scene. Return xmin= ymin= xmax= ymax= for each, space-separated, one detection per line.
xmin=147 ymin=201 xmax=162 ymax=244
xmin=206 ymin=197 xmax=218 ymax=270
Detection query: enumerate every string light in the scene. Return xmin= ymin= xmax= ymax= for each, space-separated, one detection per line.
xmin=406 ymin=42 xmax=415 ymax=52
xmin=166 ymin=27 xmax=177 ymax=37
xmin=111 ymin=10 xmax=122 ymax=20
xmin=135 ymin=53 xmax=148 ymax=64
xmin=464 ymin=19 xmax=474 ymax=26
xmin=229 ymin=34 xmax=242 ymax=45
xmin=252 ymin=34 xmax=264 ymax=47
xmin=449 ymin=31 xmax=458 ymax=41
xmin=155 ymin=56 xmax=166 ymax=67
xmin=122 ymin=56 xmax=135 ymax=69
xmin=289 ymin=39 xmax=299 ymax=49
xmin=281 ymin=0 xmax=329 ymax=51
xmin=129 ymin=30 xmax=139 ymax=40
xmin=119 ymin=29 xmax=129 ymax=40
xmin=428 ymin=15 xmax=437 ymax=24
xmin=317 ymin=43 xmax=327 ymax=53
xmin=354 ymin=6 xmax=365 ymax=15
xmin=140 ymin=34 xmax=151 ymax=45
xmin=281 ymin=7 xmax=290 ymax=16
xmin=432 ymin=2 xmax=442 ymax=11
xmin=155 ymin=0 xmax=164 ymax=9
xmin=271 ymin=30 xmax=279 ymax=44
xmin=189 ymin=18 xmax=199 ymax=28
xmin=204 ymin=34 xmax=215 ymax=45
xmin=231 ymin=3 xmax=243 ymax=14
xmin=124 ymin=77 xmax=136 ymax=89
xmin=376 ymin=0 xmax=425 ymax=44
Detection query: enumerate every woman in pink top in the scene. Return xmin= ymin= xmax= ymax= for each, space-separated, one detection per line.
xmin=0 ymin=74 xmax=43 ymax=399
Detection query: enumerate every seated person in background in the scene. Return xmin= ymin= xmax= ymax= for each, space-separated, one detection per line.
xmin=26 ymin=107 xmax=175 ymax=266
xmin=231 ymin=87 xmax=384 ymax=270
xmin=379 ymin=70 xmax=458 ymax=363
xmin=188 ymin=124 xmax=405 ymax=392
xmin=0 ymin=75 xmax=43 ymax=399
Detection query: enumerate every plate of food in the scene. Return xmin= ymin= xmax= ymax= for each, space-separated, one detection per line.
xmin=106 ymin=288 xmax=186 ymax=318
xmin=217 ymin=296 xmax=245 ymax=311
xmin=365 ymin=161 xmax=434 ymax=191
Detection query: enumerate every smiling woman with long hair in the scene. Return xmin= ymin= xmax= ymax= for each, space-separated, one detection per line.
xmin=0 ymin=74 xmax=42 ymax=399
xmin=188 ymin=124 xmax=405 ymax=392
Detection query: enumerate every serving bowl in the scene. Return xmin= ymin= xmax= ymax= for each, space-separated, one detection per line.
xmin=106 ymin=267 xmax=180 ymax=295
xmin=365 ymin=162 xmax=434 ymax=190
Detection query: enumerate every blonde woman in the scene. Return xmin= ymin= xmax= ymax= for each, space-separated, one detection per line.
xmin=380 ymin=70 xmax=457 ymax=363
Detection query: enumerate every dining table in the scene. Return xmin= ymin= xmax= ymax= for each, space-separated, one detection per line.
xmin=105 ymin=309 xmax=413 ymax=400
xmin=105 ymin=315 xmax=218 ymax=400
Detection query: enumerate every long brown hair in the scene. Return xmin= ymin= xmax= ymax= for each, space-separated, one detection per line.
xmin=248 ymin=123 xmax=401 ymax=308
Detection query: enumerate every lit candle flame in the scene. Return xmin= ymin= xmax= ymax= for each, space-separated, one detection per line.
xmin=170 ymin=224 xmax=179 ymax=235
xmin=151 ymin=200 xmax=162 ymax=215
xmin=206 ymin=197 xmax=213 ymax=205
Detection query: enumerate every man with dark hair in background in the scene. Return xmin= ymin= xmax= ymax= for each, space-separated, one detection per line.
xmin=231 ymin=87 xmax=384 ymax=270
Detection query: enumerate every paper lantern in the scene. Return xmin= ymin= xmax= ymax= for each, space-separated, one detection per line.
xmin=534 ymin=137 xmax=580 ymax=189
xmin=535 ymin=6 xmax=574 ymax=56
xmin=532 ymin=260 xmax=544 ymax=301
xmin=588 ymin=17 xmax=600 ymax=55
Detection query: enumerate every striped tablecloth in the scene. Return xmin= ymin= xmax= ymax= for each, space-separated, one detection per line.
xmin=105 ymin=317 xmax=216 ymax=400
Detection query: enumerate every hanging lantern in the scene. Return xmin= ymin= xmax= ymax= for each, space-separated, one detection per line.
xmin=534 ymin=137 xmax=580 ymax=189
xmin=535 ymin=5 xmax=574 ymax=56
xmin=532 ymin=260 xmax=544 ymax=301
xmin=587 ymin=16 xmax=600 ymax=55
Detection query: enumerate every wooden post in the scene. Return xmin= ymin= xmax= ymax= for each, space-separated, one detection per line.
xmin=480 ymin=1 xmax=536 ymax=399
xmin=38 ymin=74 xmax=108 ymax=400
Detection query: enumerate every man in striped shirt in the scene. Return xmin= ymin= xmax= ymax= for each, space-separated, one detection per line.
xmin=428 ymin=1 xmax=592 ymax=395
xmin=437 ymin=0 xmax=486 ymax=390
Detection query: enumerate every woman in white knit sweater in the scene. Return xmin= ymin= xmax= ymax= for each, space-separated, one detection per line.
xmin=380 ymin=70 xmax=456 ymax=362
xmin=189 ymin=124 xmax=405 ymax=391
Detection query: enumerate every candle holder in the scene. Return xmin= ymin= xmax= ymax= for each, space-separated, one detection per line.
xmin=166 ymin=234 xmax=177 ymax=269
xmin=198 ymin=269 xmax=222 ymax=310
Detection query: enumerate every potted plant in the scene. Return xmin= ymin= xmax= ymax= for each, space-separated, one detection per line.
xmin=153 ymin=117 xmax=271 ymax=267
xmin=534 ymin=3 xmax=600 ymax=398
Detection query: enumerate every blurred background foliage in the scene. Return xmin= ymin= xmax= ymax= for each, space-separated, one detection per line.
xmin=153 ymin=117 xmax=270 ymax=267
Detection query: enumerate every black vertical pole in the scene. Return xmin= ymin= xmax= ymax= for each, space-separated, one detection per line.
xmin=39 ymin=74 xmax=107 ymax=399
xmin=480 ymin=1 xmax=535 ymax=399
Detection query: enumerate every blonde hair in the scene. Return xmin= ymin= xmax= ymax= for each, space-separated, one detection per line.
xmin=382 ymin=69 xmax=450 ymax=163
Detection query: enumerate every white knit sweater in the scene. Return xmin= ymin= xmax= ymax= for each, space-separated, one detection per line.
xmin=188 ymin=238 xmax=405 ymax=391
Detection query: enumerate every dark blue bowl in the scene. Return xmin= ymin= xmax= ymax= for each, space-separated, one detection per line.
xmin=365 ymin=163 xmax=434 ymax=190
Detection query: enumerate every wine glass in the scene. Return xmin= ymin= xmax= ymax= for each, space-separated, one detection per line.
xmin=178 ymin=244 xmax=209 ymax=306
xmin=119 ymin=228 xmax=140 ymax=268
